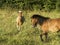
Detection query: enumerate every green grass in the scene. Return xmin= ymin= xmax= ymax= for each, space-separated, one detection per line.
xmin=0 ymin=9 xmax=60 ymax=45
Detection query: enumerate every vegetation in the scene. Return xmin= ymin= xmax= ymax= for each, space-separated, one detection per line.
xmin=0 ymin=0 xmax=60 ymax=11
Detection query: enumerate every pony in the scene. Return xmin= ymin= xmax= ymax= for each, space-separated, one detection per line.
xmin=16 ymin=11 xmax=25 ymax=31
xmin=31 ymin=14 xmax=60 ymax=41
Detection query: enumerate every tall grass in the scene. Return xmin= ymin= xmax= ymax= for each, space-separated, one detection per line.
xmin=0 ymin=9 xmax=60 ymax=45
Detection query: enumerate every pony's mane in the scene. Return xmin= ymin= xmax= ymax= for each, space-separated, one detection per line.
xmin=31 ymin=14 xmax=50 ymax=19
xmin=31 ymin=14 xmax=50 ymax=25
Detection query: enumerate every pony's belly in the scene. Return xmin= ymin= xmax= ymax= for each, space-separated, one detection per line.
xmin=49 ymin=26 xmax=58 ymax=32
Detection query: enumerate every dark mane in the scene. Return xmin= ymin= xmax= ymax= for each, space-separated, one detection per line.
xmin=31 ymin=14 xmax=50 ymax=25
xmin=31 ymin=14 xmax=50 ymax=19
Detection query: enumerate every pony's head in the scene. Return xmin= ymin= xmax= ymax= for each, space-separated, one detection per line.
xmin=18 ymin=11 xmax=22 ymax=16
xmin=31 ymin=14 xmax=40 ymax=27
xmin=31 ymin=14 xmax=50 ymax=27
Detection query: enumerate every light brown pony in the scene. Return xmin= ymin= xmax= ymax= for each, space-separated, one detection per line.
xmin=16 ymin=11 xmax=25 ymax=30
xmin=31 ymin=14 xmax=60 ymax=41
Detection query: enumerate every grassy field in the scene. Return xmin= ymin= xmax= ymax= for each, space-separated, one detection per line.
xmin=0 ymin=9 xmax=60 ymax=45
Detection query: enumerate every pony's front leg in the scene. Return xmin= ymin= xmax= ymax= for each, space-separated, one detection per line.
xmin=40 ymin=32 xmax=48 ymax=41
xmin=40 ymin=33 xmax=44 ymax=41
xmin=17 ymin=24 xmax=21 ymax=31
xmin=44 ymin=32 xmax=48 ymax=41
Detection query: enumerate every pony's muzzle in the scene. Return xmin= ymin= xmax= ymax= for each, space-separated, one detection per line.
xmin=31 ymin=24 xmax=36 ymax=28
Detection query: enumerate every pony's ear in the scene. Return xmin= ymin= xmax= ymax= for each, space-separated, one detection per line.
xmin=46 ymin=17 xmax=50 ymax=19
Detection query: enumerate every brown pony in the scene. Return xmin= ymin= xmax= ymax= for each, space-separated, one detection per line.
xmin=31 ymin=14 xmax=60 ymax=41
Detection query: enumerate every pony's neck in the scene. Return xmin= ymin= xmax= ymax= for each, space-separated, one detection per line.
xmin=38 ymin=17 xmax=49 ymax=25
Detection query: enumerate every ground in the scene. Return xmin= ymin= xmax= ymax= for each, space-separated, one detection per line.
xmin=0 ymin=9 xmax=60 ymax=45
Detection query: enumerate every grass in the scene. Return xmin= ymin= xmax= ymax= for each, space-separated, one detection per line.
xmin=0 ymin=9 xmax=60 ymax=45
